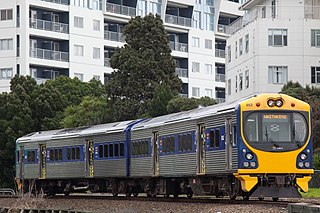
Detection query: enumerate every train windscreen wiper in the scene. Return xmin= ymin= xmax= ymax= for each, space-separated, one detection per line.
xmin=293 ymin=124 xmax=301 ymax=148
xmin=264 ymin=126 xmax=279 ymax=148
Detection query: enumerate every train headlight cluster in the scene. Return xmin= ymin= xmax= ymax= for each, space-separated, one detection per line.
xmin=245 ymin=153 xmax=254 ymax=160
xmin=267 ymin=99 xmax=284 ymax=107
xmin=242 ymin=149 xmax=257 ymax=169
xmin=300 ymin=153 xmax=307 ymax=160
xmin=297 ymin=151 xmax=311 ymax=169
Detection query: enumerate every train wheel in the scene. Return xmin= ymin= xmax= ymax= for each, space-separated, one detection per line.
xmin=187 ymin=193 xmax=193 ymax=199
xmin=126 ymin=192 xmax=132 ymax=197
xmin=242 ymin=193 xmax=250 ymax=201
xmin=258 ymin=197 xmax=264 ymax=201
xmin=112 ymin=193 xmax=118 ymax=197
xmin=229 ymin=194 xmax=236 ymax=200
xmin=173 ymin=193 xmax=179 ymax=199
xmin=272 ymin=197 xmax=279 ymax=202
xmin=133 ymin=192 xmax=139 ymax=197
xmin=165 ymin=194 xmax=170 ymax=198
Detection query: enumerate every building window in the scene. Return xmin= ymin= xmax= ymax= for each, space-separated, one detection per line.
xmin=227 ymin=45 xmax=231 ymax=62
xmin=150 ymin=0 xmax=161 ymax=15
xmin=245 ymin=34 xmax=249 ymax=53
xmin=205 ymin=64 xmax=212 ymax=74
xmin=268 ymin=66 xmax=288 ymax=84
xmin=0 ymin=68 xmax=13 ymax=79
xmin=192 ymin=62 xmax=200 ymax=72
xmin=74 ymin=16 xmax=83 ymax=28
xmin=74 ymin=45 xmax=84 ymax=56
xmin=192 ymin=87 xmax=200 ymax=97
xmin=311 ymin=67 xmax=320 ymax=84
xmin=137 ymin=0 xmax=147 ymax=16
xmin=239 ymin=38 xmax=243 ymax=56
xmin=0 ymin=38 xmax=13 ymax=50
xmin=74 ymin=73 xmax=83 ymax=81
xmin=235 ymin=75 xmax=238 ymax=93
xmin=268 ymin=29 xmax=287 ymax=46
xmin=245 ymin=70 xmax=249 ymax=88
xmin=0 ymin=9 xmax=13 ymax=21
xmin=311 ymin=29 xmax=320 ymax=47
xmin=93 ymin=75 xmax=100 ymax=81
xmin=93 ymin=19 xmax=100 ymax=31
xmin=227 ymin=79 xmax=231 ymax=95
xmin=205 ymin=39 xmax=212 ymax=49
xmin=193 ymin=11 xmax=201 ymax=29
xmin=235 ymin=41 xmax=238 ymax=58
xmin=192 ymin=37 xmax=200 ymax=47
xmin=93 ymin=47 xmax=100 ymax=59
xmin=239 ymin=73 xmax=243 ymax=90
xmin=205 ymin=88 xmax=212 ymax=98
xmin=204 ymin=13 xmax=214 ymax=31
xmin=206 ymin=0 xmax=214 ymax=6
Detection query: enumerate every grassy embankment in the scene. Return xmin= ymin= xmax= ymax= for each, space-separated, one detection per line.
xmin=301 ymin=188 xmax=320 ymax=198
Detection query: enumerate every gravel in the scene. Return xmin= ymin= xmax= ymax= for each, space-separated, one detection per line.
xmin=0 ymin=196 xmax=292 ymax=213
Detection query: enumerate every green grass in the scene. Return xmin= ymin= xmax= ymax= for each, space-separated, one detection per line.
xmin=301 ymin=188 xmax=320 ymax=198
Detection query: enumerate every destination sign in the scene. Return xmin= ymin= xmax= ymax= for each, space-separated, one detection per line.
xmin=263 ymin=114 xmax=287 ymax=120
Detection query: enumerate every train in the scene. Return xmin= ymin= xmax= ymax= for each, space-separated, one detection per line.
xmin=15 ymin=93 xmax=314 ymax=200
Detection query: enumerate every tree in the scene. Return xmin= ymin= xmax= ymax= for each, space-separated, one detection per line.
xmin=167 ymin=96 xmax=217 ymax=114
xmin=106 ymin=14 xmax=182 ymax=120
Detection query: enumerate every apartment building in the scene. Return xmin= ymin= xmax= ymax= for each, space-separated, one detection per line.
xmin=225 ymin=0 xmax=320 ymax=102
xmin=0 ymin=0 xmax=243 ymax=102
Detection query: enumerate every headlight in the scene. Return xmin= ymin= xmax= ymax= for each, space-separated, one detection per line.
xmin=250 ymin=162 xmax=256 ymax=167
xmin=275 ymin=99 xmax=283 ymax=107
xmin=300 ymin=153 xmax=307 ymax=160
xmin=298 ymin=162 xmax=304 ymax=168
xmin=245 ymin=153 xmax=254 ymax=160
xmin=243 ymin=162 xmax=249 ymax=167
xmin=305 ymin=162 xmax=310 ymax=168
xmin=267 ymin=99 xmax=275 ymax=107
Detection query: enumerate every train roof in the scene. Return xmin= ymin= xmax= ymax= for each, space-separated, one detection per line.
xmin=16 ymin=120 xmax=136 ymax=144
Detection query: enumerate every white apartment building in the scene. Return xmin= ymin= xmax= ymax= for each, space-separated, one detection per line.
xmin=225 ymin=0 xmax=320 ymax=102
xmin=0 ymin=0 xmax=243 ymax=102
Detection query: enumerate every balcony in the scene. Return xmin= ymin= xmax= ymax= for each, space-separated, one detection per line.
xmin=30 ymin=48 xmax=69 ymax=62
xmin=104 ymin=58 xmax=111 ymax=67
xmin=169 ymin=41 xmax=188 ymax=52
xmin=104 ymin=31 xmax=125 ymax=42
xmin=215 ymin=73 xmax=225 ymax=82
xmin=216 ymin=98 xmax=225 ymax=104
xmin=106 ymin=2 xmax=136 ymax=16
xmin=30 ymin=19 xmax=68 ymax=34
xmin=165 ymin=14 xmax=191 ymax=27
xmin=217 ymin=24 xmax=227 ymax=34
xmin=40 ymin=0 xmax=69 ymax=5
xmin=175 ymin=68 xmax=188 ymax=78
xmin=215 ymin=49 xmax=225 ymax=58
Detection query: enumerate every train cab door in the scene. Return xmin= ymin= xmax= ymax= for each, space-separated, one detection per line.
xmin=151 ymin=131 xmax=159 ymax=176
xmin=225 ymin=117 xmax=233 ymax=171
xmin=39 ymin=144 xmax=46 ymax=179
xmin=196 ymin=123 xmax=206 ymax=175
xmin=86 ymin=140 xmax=94 ymax=178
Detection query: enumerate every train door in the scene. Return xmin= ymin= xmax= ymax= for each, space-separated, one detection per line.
xmin=151 ymin=132 xmax=159 ymax=176
xmin=196 ymin=123 xmax=206 ymax=175
xmin=19 ymin=146 xmax=24 ymax=179
xmin=86 ymin=140 xmax=94 ymax=178
xmin=39 ymin=144 xmax=46 ymax=179
xmin=225 ymin=117 xmax=233 ymax=171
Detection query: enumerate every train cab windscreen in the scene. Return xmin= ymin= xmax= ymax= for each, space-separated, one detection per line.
xmin=243 ymin=111 xmax=308 ymax=152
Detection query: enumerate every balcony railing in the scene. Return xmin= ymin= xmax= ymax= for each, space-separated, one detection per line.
xmin=216 ymin=98 xmax=226 ymax=104
xmin=30 ymin=48 xmax=69 ymax=62
xmin=104 ymin=58 xmax=111 ymax=67
xmin=165 ymin=14 xmax=191 ymax=27
xmin=104 ymin=31 xmax=125 ymax=42
xmin=215 ymin=73 xmax=225 ymax=82
xmin=227 ymin=5 xmax=320 ymax=35
xmin=175 ymin=68 xmax=188 ymax=78
xmin=217 ymin=24 xmax=227 ymax=33
xmin=215 ymin=49 xmax=225 ymax=58
xmin=106 ymin=2 xmax=136 ymax=16
xmin=40 ymin=0 xmax=69 ymax=5
xmin=169 ymin=41 xmax=188 ymax=52
xmin=179 ymin=93 xmax=188 ymax=98
xmin=30 ymin=19 xmax=68 ymax=34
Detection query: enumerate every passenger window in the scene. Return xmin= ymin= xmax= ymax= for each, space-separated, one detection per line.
xmin=232 ymin=126 xmax=237 ymax=146
xmin=67 ymin=148 xmax=71 ymax=160
xmin=115 ymin=143 xmax=119 ymax=157
xmin=104 ymin=144 xmax=108 ymax=158
xmin=59 ymin=149 xmax=62 ymax=161
xmin=31 ymin=150 xmax=35 ymax=163
xmin=187 ymin=134 xmax=192 ymax=151
xmin=98 ymin=145 xmax=103 ymax=158
xmin=109 ymin=144 xmax=114 ymax=157
xmin=145 ymin=140 xmax=149 ymax=155
xmin=50 ymin=149 xmax=54 ymax=161
xmin=120 ymin=143 xmax=124 ymax=157
xmin=209 ymin=130 xmax=215 ymax=148
xmin=55 ymin=148 xmax=59 ymax=161
xmin=72 ymin=147 xmax=76 ymax=160
xmin=76 ymin=147 xmax=80 ymax=160
xmin=170 ymin=136 xmax=175 ymax=153
xmin=215 ymin=129 xmax=220 ymax=148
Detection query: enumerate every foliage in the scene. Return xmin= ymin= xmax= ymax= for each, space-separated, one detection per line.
xmin=106 ymin=14 xmax=182 ymax=120
xmin=313 ymin=154 xmax=320 ymax=170
xmin=62 ymin=96 xmax=111 ymax=128
xmin=167 ymin=96 xmax=216 ymax=114
xmin=301 ymin=188 xmax=320 ymax=198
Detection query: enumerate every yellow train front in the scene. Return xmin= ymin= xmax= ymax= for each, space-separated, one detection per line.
xmin=235 ymin=94 xmax=314 ymax=200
